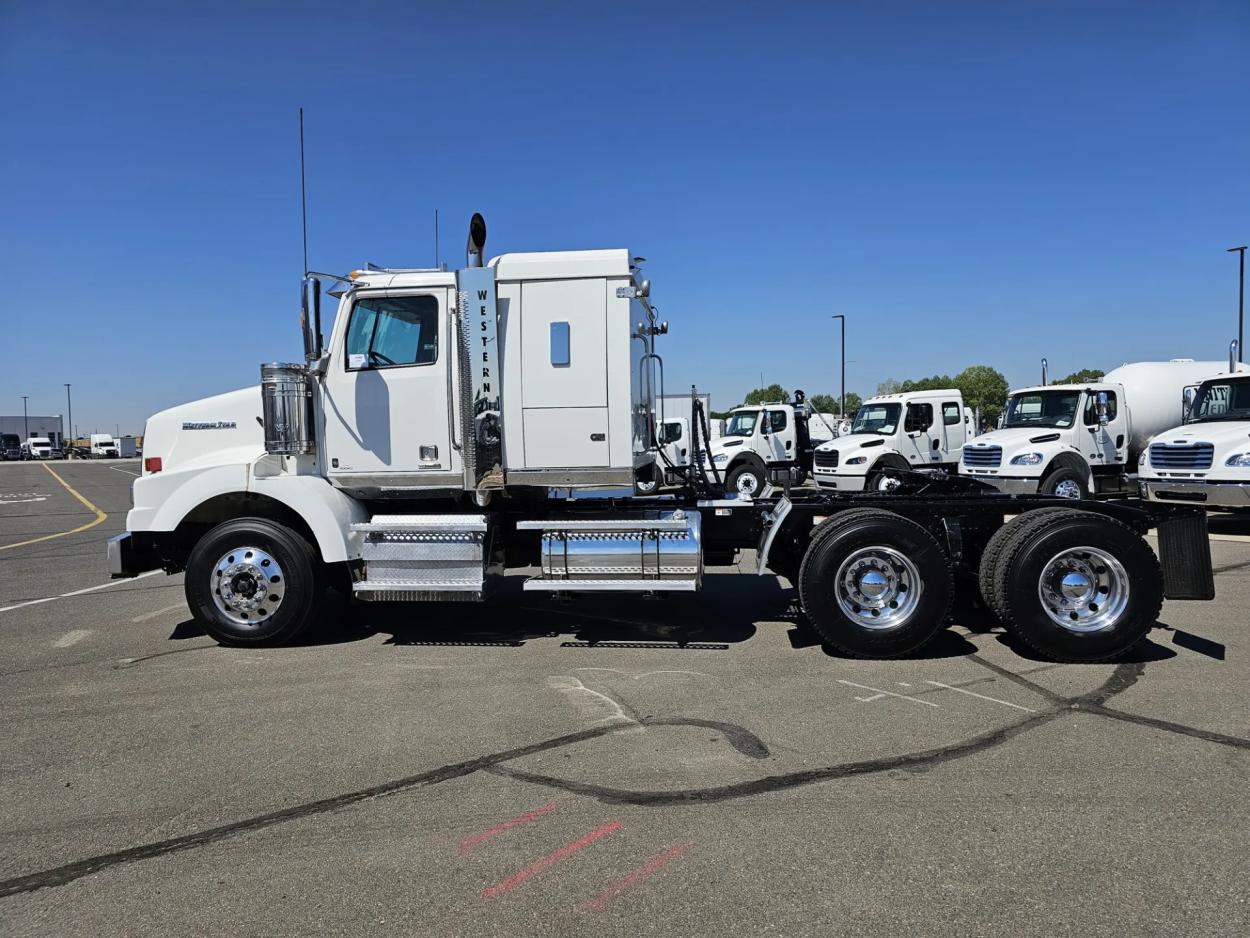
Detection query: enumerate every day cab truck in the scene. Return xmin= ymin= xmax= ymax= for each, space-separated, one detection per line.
xmin=1 ymin=433 xmax=21 ymax=460
xmin=107 ymin=214 xmax=1216 ymax=663
xmin=1141 ymin=344 xmax=1250 ymax=510
xmin=90 ymin=434 xmax=121 ymax=458
xmin=959 ymin=359 xmax=1242 ymax=499
xmin=20 ymin=437 xmax=54 ymax=460
xmin=702 ymin=398 xmax=837 ymax=496
xmin=811 ymin=390 xmax=974 ymax=493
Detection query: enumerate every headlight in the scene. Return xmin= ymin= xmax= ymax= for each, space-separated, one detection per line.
xmin=713 ymin=453 xmax=729 ymax=464
xmin=1226 ymin=453 xmax=1250 ymax=468
xmin=845 ymin=455 xmax=867 ymax=465
xmin=1010 ymin=452 xmax=1044 ymax=466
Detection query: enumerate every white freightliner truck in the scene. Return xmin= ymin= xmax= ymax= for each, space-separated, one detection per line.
xmin=90 ymin=433 xmax=120 ymax=458
xmin=108 ymin=215 xmax=1216 ymax=662
xmin=1140 ymin=343 xmax=1250 ymax=510
xmin=702 ymin=398 xmax=838 ymax=496
xmin=811 ymin=390 xmax=974 ymax=492
xmin=959 ymin=359 xmax=1242 ymax=499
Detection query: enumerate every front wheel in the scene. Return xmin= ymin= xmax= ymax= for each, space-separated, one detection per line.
xmin=185 ymin=518 xmax=321 ymax=646
xmin=726 ymin=462 xmax=765 ymax=497
xmin=1040 ymin=466 xmax=1088 ymax=500
xmin=798 ymin=509 xmax=953 ymax=657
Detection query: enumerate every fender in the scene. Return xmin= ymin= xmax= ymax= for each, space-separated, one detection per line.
xmin=127 ymin=457 xmax=369 ymax=562
xmin=729 ymin=452 xmax=768 ymax=475
xmin=1042 ymin=450 xmax=1092 ymax=486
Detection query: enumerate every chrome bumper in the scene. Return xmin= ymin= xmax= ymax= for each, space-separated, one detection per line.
xmin=959 ymin=475 xmax=1039 ymax=495
xmin=1141 ymin=480 xmax=1250 ymax=508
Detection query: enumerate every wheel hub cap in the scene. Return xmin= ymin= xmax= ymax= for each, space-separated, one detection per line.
xmin=1037 ymin=546 xmax=1129 ymax=633
xmin=834 ymin=547 xmax=922 ymax=631
xmin=212 ymin=547 xmax=285 ymax=626
xmin=1053 ymin=479 xmax=1082 ymax=499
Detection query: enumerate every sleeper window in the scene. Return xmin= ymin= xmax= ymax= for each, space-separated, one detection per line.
xmin=345 ymin=295 xmax=439 ymax=370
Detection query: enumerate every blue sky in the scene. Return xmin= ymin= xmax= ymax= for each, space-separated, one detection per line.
xmin=2 ymin=0 xmax=1247 ymax=434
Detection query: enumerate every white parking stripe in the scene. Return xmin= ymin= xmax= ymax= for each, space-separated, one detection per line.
xmin=54 ymin=629 xmax=94 ymax=648
xmin=109 ymin=466 xmax=140 ymax=477
xmin=0 ymin=570 xmax=163 ymax=614
xmin=926 ymin=680 xmax=1038 ymax=712
xmin=837 ymin=679 xmax=940 ymax=708
xmin=131 ymin=603 xmax=185 ymax=623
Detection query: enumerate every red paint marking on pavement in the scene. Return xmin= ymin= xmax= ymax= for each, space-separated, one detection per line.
xmin=458 ymin=802 xmax=559 ymax=854
xmin=481 ymin=820 xmax=623 ymax=899
xmin=581 ymin=842 xmax=692 ymax=912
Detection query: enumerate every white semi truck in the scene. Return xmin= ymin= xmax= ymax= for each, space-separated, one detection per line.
xmin=959 ymin=359 xmax=1241 ymax=499
xmin=811 ymin=389 xmax=974 ymax=492
xmin=108 ymin=214 xmax=1216 ymax=662
xmin=20 ymin=437 xmax=54 ymax=460
xmin=1140 ymin=343 xmax=1250 ymax=509
xmin=90 ymin=434 xmax=120 ymax=458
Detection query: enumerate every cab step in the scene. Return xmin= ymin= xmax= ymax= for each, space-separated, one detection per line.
xmin=351 ymin=514 xmax=490 ymax=601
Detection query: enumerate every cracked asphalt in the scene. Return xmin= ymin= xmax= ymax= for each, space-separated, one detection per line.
xmin=1 ymin=461 xmax=1248 ymax=936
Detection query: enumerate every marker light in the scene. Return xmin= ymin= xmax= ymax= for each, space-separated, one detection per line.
xmin=144 ymin=457 xmax=163 ymax=473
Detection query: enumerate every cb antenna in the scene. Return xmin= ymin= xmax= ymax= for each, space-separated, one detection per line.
xmin=299 ymin=107 xmax=309 ymax=276
xmin=435 ymin=208 xmax=440 ymax=269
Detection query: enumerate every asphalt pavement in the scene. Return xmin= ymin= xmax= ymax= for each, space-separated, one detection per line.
xmin=1 ymin=460 xmax=1248 ymax=937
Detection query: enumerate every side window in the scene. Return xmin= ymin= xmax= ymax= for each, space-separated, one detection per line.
xmin=661 ymin=421 xmax=683 ymax=444
xmin=345 ymin=295 xmax=439 ymax=370
xmin=550 ymin=321 xmax=570 ymax=367
xmin=769 ymin=410 xmax=788 ymax=432
xmin=1083 ymin=392 xmax=1119 ymax=425
xmin=905 ymin=402 xmax=934 ymax=432
xmin=942 ymin=402 xmax=961 ymax=426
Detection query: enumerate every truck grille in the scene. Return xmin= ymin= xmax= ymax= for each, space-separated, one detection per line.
xmin=1149 ymin=442 xmax=1213 ymax=470
xmin=962 ymin=446 xmax=1002 ymax=468
xmin=814 ymin=450 xmax=838 ymax=469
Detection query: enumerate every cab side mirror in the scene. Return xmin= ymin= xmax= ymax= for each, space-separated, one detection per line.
xmin=1182 ymin=386 xmax=1197 ymax=423
xmin=1095 ymin=391 xmax=1109 ymax=426
xmin=301 ymin=276 xmax=323 ymax=362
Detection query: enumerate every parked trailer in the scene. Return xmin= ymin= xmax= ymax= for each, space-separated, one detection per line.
xmin=108 ymin=215 xmax=1215 ymax=662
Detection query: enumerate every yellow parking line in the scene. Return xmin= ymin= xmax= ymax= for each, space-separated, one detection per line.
xmin=0 ymin=463 xmax=108 ymax=552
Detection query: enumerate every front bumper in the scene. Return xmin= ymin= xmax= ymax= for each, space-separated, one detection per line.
xmin=958 ymin=474 xmax=1039 ymax=495
xmin=108 ymin=532 xmax=162 ymax=578
xmin=1141 ymin=479 xmax=1250 ymax=508
xmin=812 ymin=472 xmax=867 ymax=491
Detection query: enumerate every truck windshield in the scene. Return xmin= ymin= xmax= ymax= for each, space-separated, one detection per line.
xmin=1189 ymin=377 xmax=1250 ymax=423
xmin=725 ymin=411 xmax=758 ymax=437
xmin=1003 ymin=390 xmax=1080 ymax=428
xmin=851 ymin=403 xmax=901 ymax=435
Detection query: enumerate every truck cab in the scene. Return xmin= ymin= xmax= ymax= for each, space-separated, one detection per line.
xmin=961 ymin=383 xmax=1126 ymax=498
xmin=1140 ymin=369 xmax=1250 ymax=509
xmin=812 ymin=390 xmax=970 ymax=491
xmin=1 ymin=433 xmax=20 ymax=460
xmin=21 ymin=437 xmax=54 ymax=460
xmin=90 ymin=434 xmax=120 ymax=458
xmin=704 ymin=403 xmax=801 ymax=496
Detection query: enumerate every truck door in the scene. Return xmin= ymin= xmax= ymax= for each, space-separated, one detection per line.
xmin=321 ymin=289 xmax=455 ymax=488
xmin=901 ymin=401 xmax=935 ymax=466
xmin=939 ymin=400 xmax=965 ymax=464
xmin=1083 ymin=389 xmax=1124 ymax=467
xmin=762 ymin=408 xmax=794 ymax=464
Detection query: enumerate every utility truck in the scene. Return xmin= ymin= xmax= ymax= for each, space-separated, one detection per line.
xmin=959 ymin=359 xmax=1240 ymax=499
xmin=702 ymin=397 xmax=836 ymax=496
xmin=1140 ymin=343 xmax=1250 ymax=509
xmin=108 ymin=214 xmax=1215 ymax=663
xmin=812 ymin=390 xmax=974 ymax=492
xmin=90 ymin=434 xmax=120 ymax=458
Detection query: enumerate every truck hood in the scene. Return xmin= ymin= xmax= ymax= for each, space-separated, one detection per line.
xmin=963 ymin=427 xmax=1072 ymax=460
xmin=142 ymin=386 xmax=265 ymax=475
xmin=1148 ymin=422 xmax=1250 ymax=449
xmin=814 ymin=433 xmax=890 ymax=458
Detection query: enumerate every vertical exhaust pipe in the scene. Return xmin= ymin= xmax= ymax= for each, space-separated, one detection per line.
xmin=1232 ymin=339 xmax=1240 ymax=373
xmin=1041 ymin=358 xmax=1048 ymax=385
xmin=466 ymin=213 xmax=486 ymax=268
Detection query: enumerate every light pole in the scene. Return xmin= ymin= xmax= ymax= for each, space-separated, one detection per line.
xmin=1229 ymin=246 xmax=1247 ymax=364
xmin=64 ymin=384 xmax=73 ymax=457
xmin=21 ymin=396 xmax=29 ymax=441
xmin=832 ymin=315 xmax=846 ymax=417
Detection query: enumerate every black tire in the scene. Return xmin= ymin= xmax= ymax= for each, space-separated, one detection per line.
xmin=977 ymin=508 xmax=1075 ymax=624
xmin=185 ymin=518 xmax=321 ymax=646
xmin=798 ymin=509 xmax=953 ymax=657
xmin=1040 ymin=465 xmax=1088 ymax=500
xmin=726 ymin=461 xmax=765 ymax=498
xmin=992 ymin=511 xmax=1163 ymax=662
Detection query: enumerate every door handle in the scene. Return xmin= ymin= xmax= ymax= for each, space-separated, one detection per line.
xmin=590 ymin=433 xmax=605 ymax=442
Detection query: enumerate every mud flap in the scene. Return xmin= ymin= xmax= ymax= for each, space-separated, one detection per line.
xmin=1155 ymin=511 xmax=1215 ymax=601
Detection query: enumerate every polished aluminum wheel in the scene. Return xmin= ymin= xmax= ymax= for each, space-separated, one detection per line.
xmin=875 ymin=474 xmax=902 ymax=492
xmin=1052 ymin=479 xmax=1083 ymax=499
xmin=834 ymin=546 xmax=922 ymax=630
xmin=211 ymin=546 xmax=286 ymax=626
xmin=1037 ymin=545 xmax=1129 ymax=633
xmin=735 ymin=472 xmax=760 ymax=496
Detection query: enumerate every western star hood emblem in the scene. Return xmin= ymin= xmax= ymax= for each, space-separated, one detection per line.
xmin=181 ymin=421 xmax=238 ymax=430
